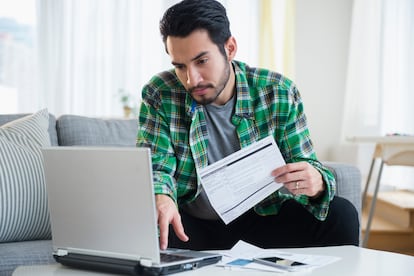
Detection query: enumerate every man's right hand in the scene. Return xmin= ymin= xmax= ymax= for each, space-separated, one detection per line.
xmin=155 ymin=194 xmax=189 ymax=250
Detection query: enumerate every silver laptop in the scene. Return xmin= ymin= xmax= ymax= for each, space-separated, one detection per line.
xmin=42 ymin=147 xmax=221 ymax=275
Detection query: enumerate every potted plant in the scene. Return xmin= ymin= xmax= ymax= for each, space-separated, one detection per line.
xmin=118 ymin=89 xmax=133 ymax=118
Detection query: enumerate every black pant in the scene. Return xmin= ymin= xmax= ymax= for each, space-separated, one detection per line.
xmin=169 ymin=196 xmax=360 ymax=250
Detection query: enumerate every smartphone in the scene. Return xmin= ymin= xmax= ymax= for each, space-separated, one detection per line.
xmin=253 ymin=256 xmax=306 ymax=271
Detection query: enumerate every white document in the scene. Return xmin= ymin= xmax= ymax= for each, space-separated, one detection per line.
xmin=199 ymin=136 xmax=285 ymax=224
xmin=215 ymin=240 xmax=341 ymax=273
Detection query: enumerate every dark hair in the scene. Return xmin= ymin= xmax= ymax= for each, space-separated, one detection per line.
xmin=159 ymin=0 xmax=231 ymax=55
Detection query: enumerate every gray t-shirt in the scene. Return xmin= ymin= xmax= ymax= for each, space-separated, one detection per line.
xmin=182 ymin=95 xmax=240 ymax=220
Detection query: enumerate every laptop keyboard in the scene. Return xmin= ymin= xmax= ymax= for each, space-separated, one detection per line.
xmin=160 ymin=253 xmax=193 ymax=263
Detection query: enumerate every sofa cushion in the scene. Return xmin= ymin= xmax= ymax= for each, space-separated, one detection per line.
xmin=0 ymin=113 xmax=58 ymax=146
xmin=0 ymin=109 xmax=52 ymax=243
xmin=57 ymin=115 xmax=138 ymax=146
xmin=0 ymin=240 xmax=55 ymax=276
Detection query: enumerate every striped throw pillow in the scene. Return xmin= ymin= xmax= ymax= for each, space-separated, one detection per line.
xmin=0 ymin=109 xmax=52 ymax=242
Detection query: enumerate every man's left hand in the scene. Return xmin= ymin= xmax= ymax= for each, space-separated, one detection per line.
xmin=271 ymin=161 xmax=325 ymax=198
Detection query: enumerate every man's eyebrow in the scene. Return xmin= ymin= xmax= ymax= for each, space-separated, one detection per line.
xmin=171 ymin=51 xmax=209 ymax=66
xmin=191 ymin=51 xmax=209 ymax=61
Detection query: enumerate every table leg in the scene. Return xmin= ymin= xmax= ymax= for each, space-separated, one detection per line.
xmin=362 ymin=158 xmax=376 ymax=208
xmin=363 ymin=160 xmax=384 ymax=247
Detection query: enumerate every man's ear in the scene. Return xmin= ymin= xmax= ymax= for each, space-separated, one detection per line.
xmin=225 ymin=36 xmax=237 ymax=61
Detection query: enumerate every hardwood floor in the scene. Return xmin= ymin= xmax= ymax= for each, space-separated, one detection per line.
xmin=361 ymin=190 xmax=414 ymax=256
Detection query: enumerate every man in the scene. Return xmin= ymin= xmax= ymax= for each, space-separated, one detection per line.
xmin=137 ymin=0 xmax=359 ymax=251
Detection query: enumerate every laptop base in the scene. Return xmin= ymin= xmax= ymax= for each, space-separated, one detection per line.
xmin=54 ymin=253 xmax=221 ymax=275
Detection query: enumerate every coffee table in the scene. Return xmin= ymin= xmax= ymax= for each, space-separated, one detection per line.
xmin=13 ymin=245 xmax=414 ymax=276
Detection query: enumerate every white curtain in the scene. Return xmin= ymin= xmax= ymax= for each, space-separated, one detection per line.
xmin=343 ymin=0 xmax=414 ymax=189
xmin=36 ymin=0 xmax=172 ymax=117
xmin=33 ymin=0 xmax=290 ymax=117
xmin=223 ymin=0 xmax=260 ymax=67
xmin=225 ymin=0 xmax=294 ymax=77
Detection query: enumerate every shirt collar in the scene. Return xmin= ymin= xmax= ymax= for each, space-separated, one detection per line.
xmin=233 ymin=60 xmax=254 ymax=119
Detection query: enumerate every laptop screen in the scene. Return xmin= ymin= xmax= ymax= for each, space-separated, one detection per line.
xmin=42 ymin=147 xmax=161 ymax=263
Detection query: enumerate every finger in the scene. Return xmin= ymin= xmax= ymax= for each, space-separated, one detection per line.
xmin=286 ymin=180 xmax=306 ymax=195
xmin=171 ymin=214 xmax=189 ymax=242
xmin=158 ymin=214 xmax=170 ymax=250
xmin=272 ymin=162 xmax=305 ymax=175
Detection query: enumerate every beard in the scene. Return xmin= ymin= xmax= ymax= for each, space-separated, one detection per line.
xmin=189 ymin=61 xmax=231 ymax=105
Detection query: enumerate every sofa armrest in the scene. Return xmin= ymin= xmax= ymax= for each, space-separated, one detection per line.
xmin=323 ymin=161 xmax=362 ymax=245
xmin=323 ymin=161 xmax=362 ymax=218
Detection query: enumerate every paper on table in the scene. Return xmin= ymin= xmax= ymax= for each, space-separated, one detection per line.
xmin=199 ymin=136 xmax=285 ymax=224
xmin=216 ymin=241 xmax=288 ymax=273
xmin=216 ymin=240 xmax=341 ymax=273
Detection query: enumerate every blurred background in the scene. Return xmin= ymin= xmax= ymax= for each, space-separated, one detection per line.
xmin=1 ymin=0 xmax=413 ymax=189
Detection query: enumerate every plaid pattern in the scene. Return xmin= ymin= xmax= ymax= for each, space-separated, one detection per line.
xmin=137 ymin=61 xmax=335 ymax=220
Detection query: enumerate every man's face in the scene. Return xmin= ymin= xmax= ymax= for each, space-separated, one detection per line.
xmin=166 ymin=30 xmax=234 ymax=105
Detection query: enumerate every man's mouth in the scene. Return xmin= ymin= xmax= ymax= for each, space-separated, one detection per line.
xmin=192 ymin=88 xmax=208 ymax=96
xmin=190 ymin=85 xmax=213 ymax=96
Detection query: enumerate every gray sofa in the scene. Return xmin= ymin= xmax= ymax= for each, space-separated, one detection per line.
xmin=0 ymin=112 xmax=361 ymax=276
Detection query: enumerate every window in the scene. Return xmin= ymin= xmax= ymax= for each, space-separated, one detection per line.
xmin=0 ymin=0 xmax=36 ymax=113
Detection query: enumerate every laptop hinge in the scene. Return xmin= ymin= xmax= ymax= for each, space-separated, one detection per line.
xmin=56 ymin=249 xmax=69 ymax=257
xmin=139 ymin=258 xmax=153 ymax=267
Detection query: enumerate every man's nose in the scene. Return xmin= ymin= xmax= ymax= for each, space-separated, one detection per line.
xmin=186 ymin=67 xmax=201 ymax=87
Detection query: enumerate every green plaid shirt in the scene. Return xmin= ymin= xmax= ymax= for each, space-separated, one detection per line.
xmin=137 ymin=60 xmax=335 ymax=220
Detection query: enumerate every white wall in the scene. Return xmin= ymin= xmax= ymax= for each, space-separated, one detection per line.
xmin=294 ymin=0 xmax=353 ymax=161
